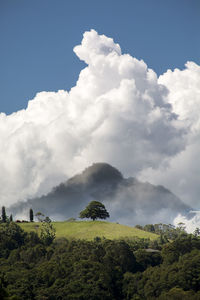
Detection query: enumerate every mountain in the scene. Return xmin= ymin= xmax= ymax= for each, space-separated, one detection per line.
xmin=10 ymin=163 xmax=191 ymax=225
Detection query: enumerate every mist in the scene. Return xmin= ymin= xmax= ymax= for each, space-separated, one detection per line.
xmin=10 ymin=163 xmax=192 ymax=228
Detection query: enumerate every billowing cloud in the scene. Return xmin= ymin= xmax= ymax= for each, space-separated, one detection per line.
xmin=0 ymin=29 xmax=197 ymax=216
xmin=139 ymin=61 xmax=200 ymax=210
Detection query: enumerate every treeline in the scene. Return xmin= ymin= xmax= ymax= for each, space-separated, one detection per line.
xmin=1 ymin=222 xmax=200 ymax=299
xmin=0 ymin=206 xmax=13 ymax=223
xmin=0 ymin=206 xmax=54 ymax=224
xmin=0 ymin=206 xmax=34 ymax=223
xmin=135 ymin=222 xmax=200 ymax=240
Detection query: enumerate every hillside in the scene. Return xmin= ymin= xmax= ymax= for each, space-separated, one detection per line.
xmin=19 ymin=220 xmax=158 ymax=240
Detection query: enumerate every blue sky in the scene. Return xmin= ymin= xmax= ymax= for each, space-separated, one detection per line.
xmin=0 ymin=0 xmax=199 ymax=114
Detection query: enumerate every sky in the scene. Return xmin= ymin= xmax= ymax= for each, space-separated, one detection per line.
xmin=0 ymin=1 xmax=200 ymax=230
xmin=1 ymin=0 xmax=199 ymax=114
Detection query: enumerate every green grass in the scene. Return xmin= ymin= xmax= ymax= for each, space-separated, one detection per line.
xmin=19 ymin=221 xmax=158 ymax=241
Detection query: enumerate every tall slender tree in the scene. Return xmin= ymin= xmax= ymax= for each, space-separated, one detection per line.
xmin=2 ymin=206 xmax=7 ymax=223
xmin=29 ymin=208 xmax=34 ymax=222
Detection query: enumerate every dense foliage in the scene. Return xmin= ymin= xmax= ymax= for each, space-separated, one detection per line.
xmin=1 ymin=222 xmax=200 ymax=299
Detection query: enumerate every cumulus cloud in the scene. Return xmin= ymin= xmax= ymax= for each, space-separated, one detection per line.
xmin=139 ymin=61 xmax=200 ymax=209
xmin=174 ymin=211 xmax=200 ymax=234
xmin=0 ymin=29 xmax=197 ymax=214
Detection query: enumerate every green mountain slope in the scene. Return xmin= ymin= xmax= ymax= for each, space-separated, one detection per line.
xmin=19 ymin=220 xmax=158 ymax=240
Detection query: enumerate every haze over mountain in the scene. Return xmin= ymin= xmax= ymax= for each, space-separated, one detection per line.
xmin=10 ymin=163 xmax=191 ymax=226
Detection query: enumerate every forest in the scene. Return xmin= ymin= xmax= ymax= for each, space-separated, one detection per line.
xmin=0 ymin=219 xmax=200 ymax=299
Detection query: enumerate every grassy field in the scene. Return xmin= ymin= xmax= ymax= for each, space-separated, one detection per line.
xmin=19 ymin=221 xmax=158 ymax=241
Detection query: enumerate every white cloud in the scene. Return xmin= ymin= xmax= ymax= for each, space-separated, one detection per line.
xmin=159 ymin=62 xmax=200 ymax=130
xmin=139 ymin=61 xmax=200 ymax=209
xmin=0 ymin=30 xmax=195 ymax=211
xmin=174 ymin=211 xmax=200 ymax=234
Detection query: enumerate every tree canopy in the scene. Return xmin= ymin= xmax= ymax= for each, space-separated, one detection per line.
xmin=79 ymin=201 xmax=110 ymax=221
xmin=1 ymin=220 xmax=200 ymax=299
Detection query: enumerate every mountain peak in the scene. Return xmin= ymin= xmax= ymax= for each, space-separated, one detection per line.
xmin=68 ymin=162 xmax=123 ymax=185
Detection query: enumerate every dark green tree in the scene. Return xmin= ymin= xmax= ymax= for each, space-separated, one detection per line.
xmin=1 ymin=206 xmax=6 ymax=223
xmin=79 ymin=201 xmax=110 ymax=221
xmin=144 ymin=224 xmax=155 ymax=232
xmin=9 ymin=214 xmax=13 ymax=222
xmin=29 ymin=208 xmax=34 ymax=222
xmin=0 ymin=222 xmax=26 ymax=257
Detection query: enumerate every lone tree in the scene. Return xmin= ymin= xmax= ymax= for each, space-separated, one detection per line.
xmin=79 ymin=201 xmax=110 ymax=221
xmin=29 ymin=208 xmax=34 ymax=222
